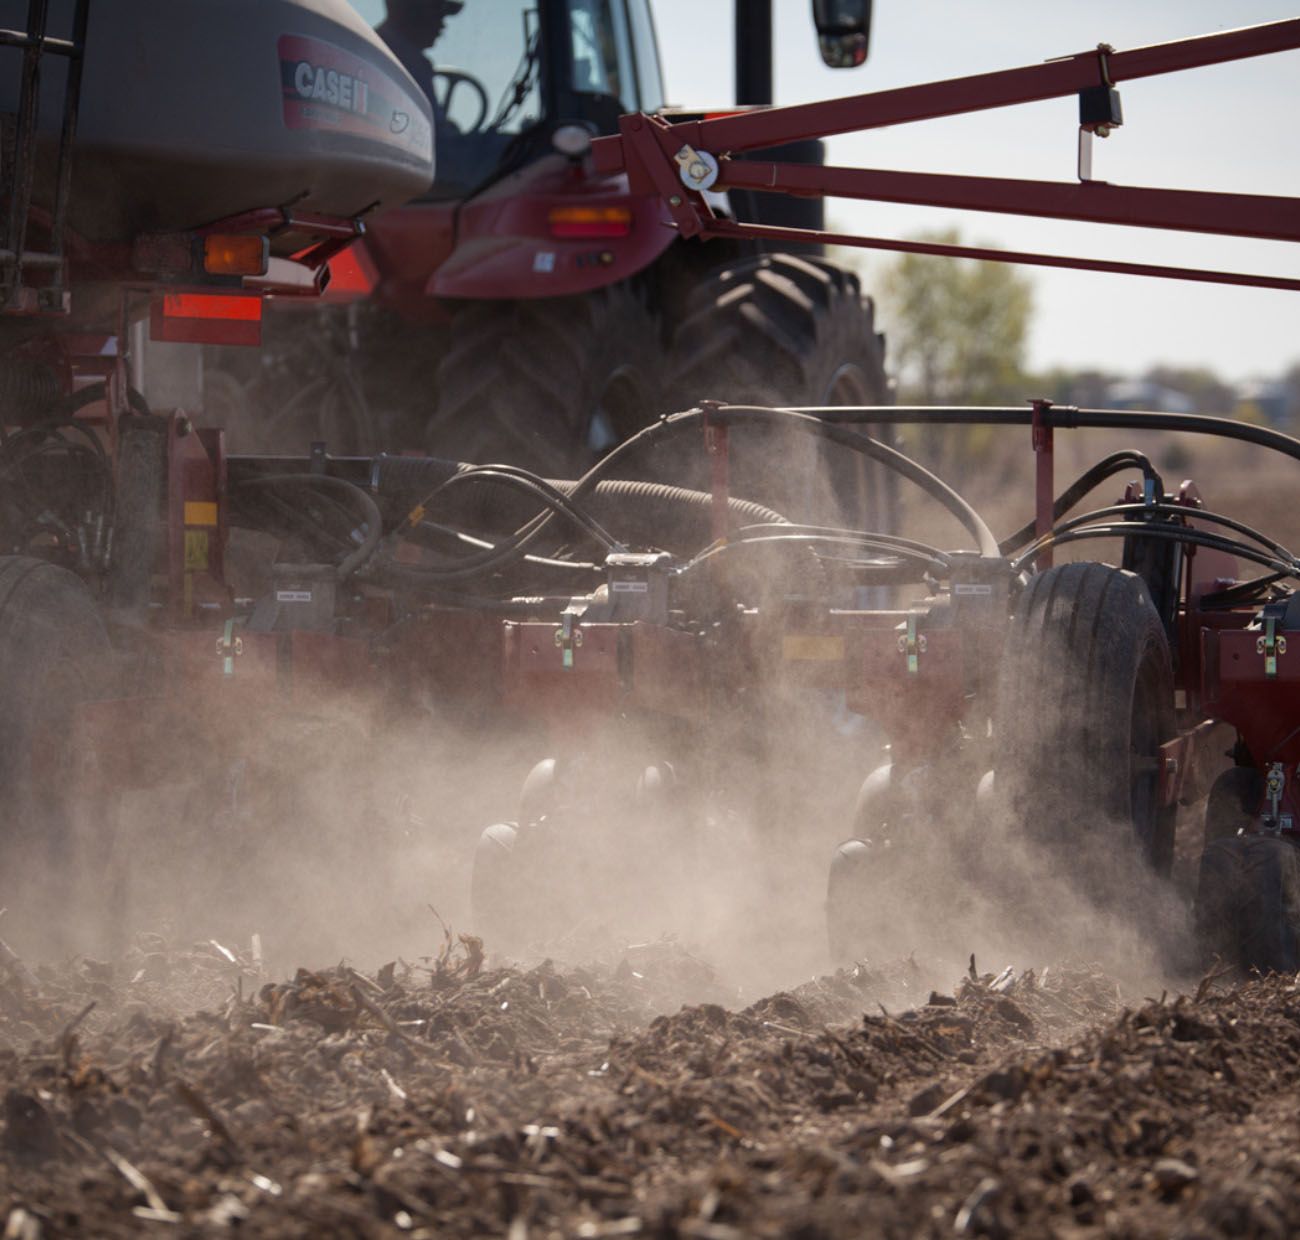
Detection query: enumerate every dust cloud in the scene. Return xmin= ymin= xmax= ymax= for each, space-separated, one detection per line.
xmin=2 ymin=418 xmax=1256 ymax=1015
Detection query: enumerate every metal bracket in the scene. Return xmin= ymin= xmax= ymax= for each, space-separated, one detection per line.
xmin=554 ymin=611 xmax=584 ymax=670
xmin=1257 ymin=615 xmax=1287 ymax=676
xmin=1265 ymin=761 xmax=1286 ymax=830
xmin=674 ymin=144 xmax=720 ymax=192
xmin=216 ymin=618 xmax=244 ymax=677
xmin=897 ymin=615 xmax=926 ymax=674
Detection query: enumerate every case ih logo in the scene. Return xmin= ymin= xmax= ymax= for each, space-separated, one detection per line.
xmin=292 ymin=60 xmax=370 ymax=115
xmin=277 ymin=34 xmax=431 ymax=164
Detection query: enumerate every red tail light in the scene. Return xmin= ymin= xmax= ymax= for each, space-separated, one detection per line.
xmin=547 ymin=206 xmax=633 ymax=238
xmin=149 ymin=292 xmax=263 ymax=347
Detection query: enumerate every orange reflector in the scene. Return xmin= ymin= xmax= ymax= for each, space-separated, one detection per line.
xmin=547 ymin=206 xmax=633 ymax=238
xmin=150 ymin=292 xmax=263 ymax=347
xmin=202 ymin=234 xmax=269 ymax=277
xmin=184 ymin=501 xmax=219 ymax=527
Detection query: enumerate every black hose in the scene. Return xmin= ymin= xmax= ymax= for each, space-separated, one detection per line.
xmin=1012 ymin=524 xmax=1298 ymax=580
xmin=685 ymin=531 xmax=949 ymax=577
xmin=394 ymin=473 xmax=790 ymax=583
xmin=733 ymin=521 xmax=949 ymax=566
xmin=232 ymin=474 xmax=383 ymax=580
xmin=406 ymin=520 xmax=602 ymax=575
xmin=1 ymin=414 xmax=108 ymax=463
xmin=57 ymin=380 xmax=153 ymax=422
xmin=425 ymin=466 xmax=624 ymax=552
xmin=1018 ymin=501 xmax=1299 ymax=568
xmin=1197 ymin=571 xmax=1288 ymax=609
xmin=998 ymin=451 xmax=1164 ymax=555
xmin=699 ymin=405 xmax=997 ymax=556
xmin=785 ymin=405 xmax=1300 ymax=472
xmin=389 ymin=404 xmax=993 ymax=580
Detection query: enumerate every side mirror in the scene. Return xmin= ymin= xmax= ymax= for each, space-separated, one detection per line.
xmin=812 ymin=0 xmax=872 ymax=68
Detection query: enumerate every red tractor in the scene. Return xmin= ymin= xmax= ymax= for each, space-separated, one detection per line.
xmin=206 ymin=0 xmax=894 ymax=525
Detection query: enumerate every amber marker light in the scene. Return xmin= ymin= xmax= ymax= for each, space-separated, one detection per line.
xmin=547 ymin=206 xmax=633 ymax=238
xmin=203 ymin=234 xmax=270 ymax=277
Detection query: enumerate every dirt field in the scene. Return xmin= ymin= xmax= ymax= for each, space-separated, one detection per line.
xmin=1 ymin=929 xmax=1297 ymax=1238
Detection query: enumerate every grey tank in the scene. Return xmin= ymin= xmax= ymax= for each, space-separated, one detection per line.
xmin=0 ymin=0 xmax=434 ymax=243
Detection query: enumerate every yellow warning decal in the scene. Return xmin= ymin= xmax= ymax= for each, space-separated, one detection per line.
xmin=782 ymin=634 xmax=844 ymax=662
xmin=184 ymin=530 xmax=209 ymax=571
xmin=184 ymin=501 xmax=219 ymax=527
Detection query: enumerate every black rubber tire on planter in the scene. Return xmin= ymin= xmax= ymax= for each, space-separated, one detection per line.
xmin=428 ymin=284 xmax=663 ymax=476
xmin=0 ymin=557 xmax=116 ymax=943
xmin=665 ymin=253 xmax=893 ymax=528
xmin=1196 ymin=833 xmax=1300 ymax=973
xmin=1203 ymin=766 xmax=1263 ymax=845
xmin=994 ymin=562 xmax=1177 ymax=879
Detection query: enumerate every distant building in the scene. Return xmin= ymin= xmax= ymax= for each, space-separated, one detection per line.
xmin=1235 ymin=379 xmax=1289 ymax=426
xmin=1103 ymin=379 xmax=1195 ymax=414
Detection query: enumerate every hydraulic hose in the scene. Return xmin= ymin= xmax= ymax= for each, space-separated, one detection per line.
xmin=1012 ymin=524 xmax=1299 ymax=580
xmin=998 ymin=451 xmax=1165 ymax=555
xmin=699 ymin=405 xmax=998 ymax=557
xmin=231 ymin=474 xmax=383 ymax=581
xmin=1020 ymin=500 xmax=1299 ymax=568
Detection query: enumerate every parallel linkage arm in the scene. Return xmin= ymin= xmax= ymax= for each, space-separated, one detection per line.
xmin=592 ymin=18 xmax=1300 ymax=290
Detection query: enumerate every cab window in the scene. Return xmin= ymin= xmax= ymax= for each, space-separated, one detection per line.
xmin=624 ymin=0 xmax=664 ymax=111
xmin=566 ymin=0 xmax=637 ymax=112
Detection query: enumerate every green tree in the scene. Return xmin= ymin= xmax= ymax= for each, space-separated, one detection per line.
xmin=875 ymin=230 xmax=1034 ymax=483
xmin=879 ymin=229 xmax=1034 ymax=405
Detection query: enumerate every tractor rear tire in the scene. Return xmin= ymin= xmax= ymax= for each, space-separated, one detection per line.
xmin=1196 ymin=834 xmax=1300 ymax=973
xmin=994 ymin=562 xmax=1177 ymax=878
xmin=0 ymin=557 xmax=117 ymax=949
xmin=428 ymin=284 xmax=663 ymax=475
xmin=665 ymin=253 xmax=892 ymax=527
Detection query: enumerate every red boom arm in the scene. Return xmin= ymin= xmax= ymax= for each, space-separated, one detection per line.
xmin=592 ymin=19 xmax=1300 ymax=290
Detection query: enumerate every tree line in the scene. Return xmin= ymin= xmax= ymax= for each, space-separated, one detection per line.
xmin=869 ymin=229 xmax=1300 ymax=427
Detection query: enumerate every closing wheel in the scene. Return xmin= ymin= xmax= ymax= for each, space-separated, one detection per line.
xmin=994 ymin=562 xmax=1177 ymax=877
xmin=1204 ymin=766 xmax=1263 ymax=845
xmin=470 ymin=821 xmax=520 ymax=954
xmin=0 ymin=557 xmax=120 ymax=952
xmin=1196 ymin=834 xmax=1300 ymax=973
xmin=428 ymin=284 xmax=663 ymax=475
xmin=827 ymin=837 xmax=903 ymax=967
xmin=666 ymin=253 xmax=894 ymax=528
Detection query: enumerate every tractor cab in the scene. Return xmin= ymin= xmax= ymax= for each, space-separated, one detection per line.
xmin=349 ymin=0 xmax=664 ymax=201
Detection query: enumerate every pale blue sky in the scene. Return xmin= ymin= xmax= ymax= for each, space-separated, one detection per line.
xmin=652 ymin=1 xmax=1300 ymax=380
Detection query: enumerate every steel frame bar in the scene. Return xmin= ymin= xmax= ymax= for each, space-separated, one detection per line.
xmin=696 ymin=218 xmax=1300 ymax=292
xmin=716 ymin=163 xmax=1300 ymax=245
xmin=595 ymin=18 xmax=1300 ymax=161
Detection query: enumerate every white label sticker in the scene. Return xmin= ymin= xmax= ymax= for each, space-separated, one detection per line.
xmin=611 ymin=580 xmax=649 ymax=593
xmin=533 ymin=251 xmax=556 ymax=273
xmin=953 ymin=583 xmax=993 ymax=595
xmin=276 ymin=590 xmax=313 ymax=603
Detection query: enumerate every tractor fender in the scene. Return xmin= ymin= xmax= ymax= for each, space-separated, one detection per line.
xmin=431 ymin=161 xmax=677 ymax=300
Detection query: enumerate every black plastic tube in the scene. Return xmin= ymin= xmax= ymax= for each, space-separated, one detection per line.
xmin=998 ymin=451 xmax=1164 ymax=555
